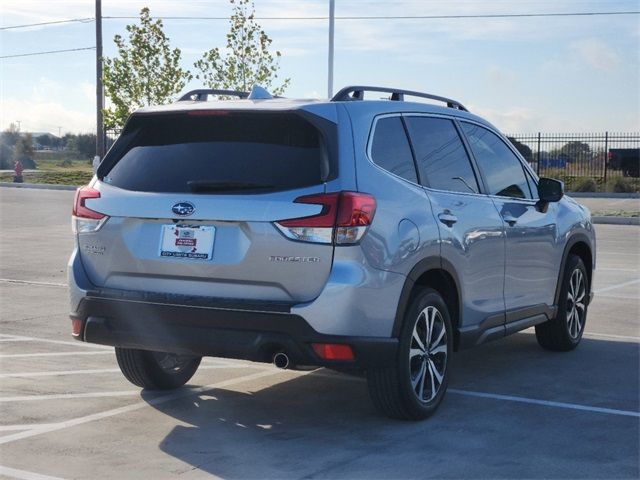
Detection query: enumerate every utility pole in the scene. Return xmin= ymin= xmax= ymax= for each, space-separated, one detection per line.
xmin=16 ymin=120 xmax=21 ymax=131
xmin=95 ymin=0 xmax=105 ymax=158
xmin=327 ymin=0 xmax=335 ymax=99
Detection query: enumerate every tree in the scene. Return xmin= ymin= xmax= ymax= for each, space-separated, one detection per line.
xmin=0 ymin=142 xmax=13 ymax=170
xmin=14 ymin=133 xmax=36 ymax=169
xmin=1 ymin=123 xmax=21 ymax=147
xmin=36 ymin=135 xmax=52 ymax=148
xmin=66 ymin=134 xmax=97 ymax=160
xmin=559 ymin=141 xmax=591 ymax=163
xmin=102 ymin=8 xmax=193 ymax=130
xmin=194 ymin=0 xmax=290 ymax=95
xmin=507 ymin=137 xmax=533 ymax=162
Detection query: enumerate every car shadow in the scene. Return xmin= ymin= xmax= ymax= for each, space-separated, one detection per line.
xmin=142 ymin=332 xmax=639 ymax=479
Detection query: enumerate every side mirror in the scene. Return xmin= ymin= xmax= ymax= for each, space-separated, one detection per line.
xmin=92 ymin=155 xmax=101 ymax=174
xmin=538 ymin=177 xmax=564 ymax=203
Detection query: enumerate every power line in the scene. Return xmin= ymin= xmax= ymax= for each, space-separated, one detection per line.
xmin=0 ymin=17 xmax=94 ymax=31
xmin=0 ymin=47 xmax=96 ymax=59
xmin=103 ymin=11 xmax=640 ymax=21
xmin=1 ymin=10 xmax=637 ymax=31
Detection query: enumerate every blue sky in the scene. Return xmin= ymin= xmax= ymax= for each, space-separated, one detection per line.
xmin=1 ymin=0 xmax=639 ymax=135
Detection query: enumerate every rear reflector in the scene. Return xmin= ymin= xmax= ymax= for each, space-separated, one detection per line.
xmin=311 ymin=343 xmax=355 ymax=361
xmin=275 ymin=191 xmax=376 ymax=245
xmin=71 ymin=318 xmax=83 ymax=337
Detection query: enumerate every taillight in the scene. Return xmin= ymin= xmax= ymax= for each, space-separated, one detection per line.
xmin=275 ymin=191 xmax=376 ymax=245
xmin=72 ymin=186 xmax=108 ymax=233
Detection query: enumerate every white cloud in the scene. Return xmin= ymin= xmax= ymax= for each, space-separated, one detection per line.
xmin=572 ymin=39 xmax=621 ymax=71
xmin=471 ymin=105 xmax=539 ymax=133
xmin=0 ymin=98 xmax=94 ymax=134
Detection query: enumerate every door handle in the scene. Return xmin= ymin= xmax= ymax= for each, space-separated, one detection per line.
xmin=503 ymin=215 xmax=517 ymax=226
xmin=438 ymin=212 xmax=458 ymax=226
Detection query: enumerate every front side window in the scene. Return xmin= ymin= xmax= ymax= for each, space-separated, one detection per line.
xmin=370 ymin=116 xmax=418 ymax=183
xmin=404 ymin=116 xmax=479 ymax=194
xmin=461 ymin=123 xmax=532 ymax=199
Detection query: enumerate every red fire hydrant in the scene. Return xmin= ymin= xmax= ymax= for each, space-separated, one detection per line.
xmin=13 ymin=160 xmax=24 ymax=183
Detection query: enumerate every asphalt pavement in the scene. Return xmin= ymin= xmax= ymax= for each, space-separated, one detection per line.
xmin=0 ymin=187 xmax=638 ymax=479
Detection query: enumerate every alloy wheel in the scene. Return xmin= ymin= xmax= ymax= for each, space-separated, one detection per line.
xmin=566 ymin=269 xmax=586 ymax=339
xmin=409 ymin=305 xmax=448 ymax=403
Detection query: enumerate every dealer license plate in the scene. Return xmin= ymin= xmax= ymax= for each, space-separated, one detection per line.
xmin=159 ymin=225 xmax=215 ymax=260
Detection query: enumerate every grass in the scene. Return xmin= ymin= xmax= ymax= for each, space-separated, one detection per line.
xmin=0 ymin=156 xmax=93 ymax=186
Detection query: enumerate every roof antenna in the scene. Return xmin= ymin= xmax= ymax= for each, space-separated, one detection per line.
xmin=248 ymin=85 xmax=273 ymax=100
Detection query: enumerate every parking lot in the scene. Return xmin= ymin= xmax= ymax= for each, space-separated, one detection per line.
xmin=0 ymin=187 xmax=638 ymax=479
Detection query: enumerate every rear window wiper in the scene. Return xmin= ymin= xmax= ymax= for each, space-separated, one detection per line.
xmin=187 ymin=181 xmax=275 ymax=193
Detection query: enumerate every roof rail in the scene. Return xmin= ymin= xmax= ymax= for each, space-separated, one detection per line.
xmin=178 ymin=89 xmax=249 ymax=101
xmin=331 ymin=85 xmax=468 ymax=112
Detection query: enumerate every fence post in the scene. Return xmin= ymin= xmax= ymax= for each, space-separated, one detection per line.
xmin=536 ymin=132 xmax=541 ymax=176
xmin=603 ymin=131 xmax=609 ymax=188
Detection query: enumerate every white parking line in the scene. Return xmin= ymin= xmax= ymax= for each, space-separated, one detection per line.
xmin=0 ymin=369 xmax=282 ymax=445
xmin=0 ymin=424 xmax=60 ymax=432
xmin=0 ymin=351 xmax=113 ymax=359
xmin=0 ymin=364 xmax=265 ymax=379
xmin=0 ymin=465 xmax=64 ymax=480
xmin=595 ymin=278 xmax=640 ymax=294
xmin=0 ymin=334 xmax=111 ymax=350
xmin=596 ymin=267 xmax=639 ymax=272
xmin=0 ymin=391 xmax=139 ymax=402
xmin=448 ymin=389 xmax=640 ymax=418
xmin=583 ymin=332 xmax=640 ymax=342
xmin=0 ymin=278 xmax=67 ymax=288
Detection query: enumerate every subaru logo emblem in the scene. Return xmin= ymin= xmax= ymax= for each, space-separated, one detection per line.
xmin=172 ymin=201 xmax=195 ymax=217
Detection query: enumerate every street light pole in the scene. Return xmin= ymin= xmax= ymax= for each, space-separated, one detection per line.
xmin=95 ymin=0 xmax=105 ymax=158
xmin=327 ymin=0 xmax=335 ymax=99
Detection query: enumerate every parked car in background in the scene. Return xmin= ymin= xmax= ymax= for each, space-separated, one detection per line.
xmin=609 ymin=148 xmax=640 ymax=177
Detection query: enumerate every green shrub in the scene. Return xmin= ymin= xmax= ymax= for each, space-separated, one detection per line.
xmin=573 ymin=177 xmax=598 ymax=192
xmin=612 ymin=177 xmax=638 ymax=193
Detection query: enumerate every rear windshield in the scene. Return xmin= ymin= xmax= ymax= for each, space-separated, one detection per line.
xmin=101 ymin=112 xmax=334 ymax=193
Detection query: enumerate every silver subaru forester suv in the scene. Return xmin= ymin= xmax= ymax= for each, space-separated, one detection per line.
xmin=68 ymin=85 xmax=596 ymax=420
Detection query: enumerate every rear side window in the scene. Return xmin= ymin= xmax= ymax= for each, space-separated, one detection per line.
xmin=101 ymin=112 xmax=333 ymax=193
xmin=370 ymin=116 xmax=418 ymax=183
xmin=404 ymin=117 xmax=479 ymax=194
xmin=461 ymin=123 xmax=532 ymax=199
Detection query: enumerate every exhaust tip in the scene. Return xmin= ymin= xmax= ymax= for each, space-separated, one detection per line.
xmin=273 ymin=352 xmax=290 ymax=369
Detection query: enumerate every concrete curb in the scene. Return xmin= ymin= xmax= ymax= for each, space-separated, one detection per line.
xmin=592 ymin=216 xmax=639 ymax=225
xmin=569 ymin=192 xmax=640 ymax=199
xmin=0 ymin=182 xmax=77 ymax=191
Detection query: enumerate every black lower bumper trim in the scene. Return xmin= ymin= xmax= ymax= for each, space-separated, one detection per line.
xmin=73 ymin=294 xmax=398 ymax=369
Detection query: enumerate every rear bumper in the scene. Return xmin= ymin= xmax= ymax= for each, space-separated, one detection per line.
xmin=71 ymin=289 xmax=398 ymax=369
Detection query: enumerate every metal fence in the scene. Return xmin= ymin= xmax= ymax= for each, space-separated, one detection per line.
xmin=506 ymin=132 xmax=639 ymax=192
xmin=105 ymin=129 xmax=639 ymax=192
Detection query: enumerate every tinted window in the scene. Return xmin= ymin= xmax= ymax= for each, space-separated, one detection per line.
xmin=461 ymin=123 xmax=532 ymax=199
xmin=404 ymin=117 xmax=479 ymax=193
xmin=102 ymin=113 xmax=332 ymax=193
xmin=370 ymin=117 xmax=418 ymax=183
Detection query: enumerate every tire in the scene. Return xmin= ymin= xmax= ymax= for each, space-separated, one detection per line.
xmin=535 ymin=254 xmax=589 ymax=351
xmin=115 ymin=347 xmax=201 ymax=390
xmin=367 ymin=288 xmax=453 ymax=420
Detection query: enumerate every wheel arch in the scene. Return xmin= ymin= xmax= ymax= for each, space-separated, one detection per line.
xmin=554 ymin=233 xmax=594 ymax=306
xmin=392 ymin=257 xmax=462 ymax=350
